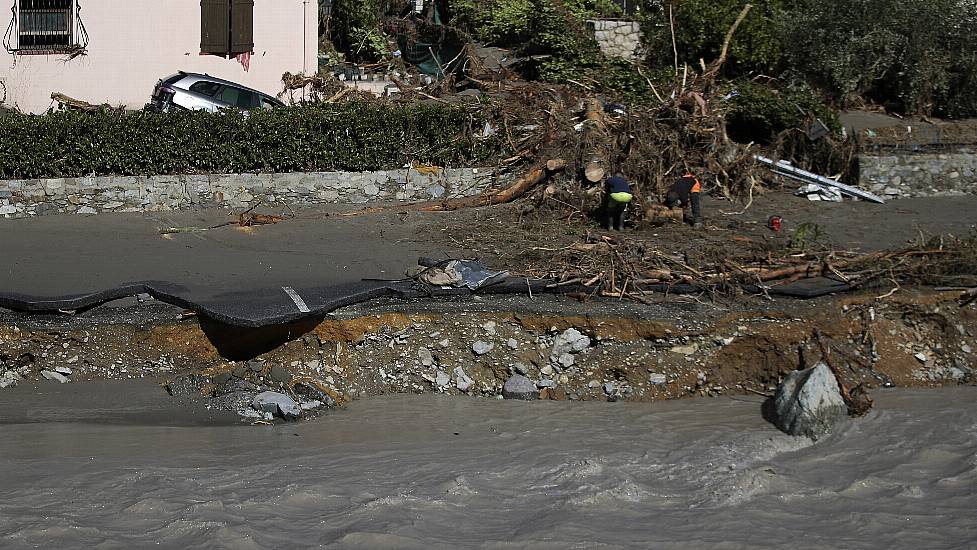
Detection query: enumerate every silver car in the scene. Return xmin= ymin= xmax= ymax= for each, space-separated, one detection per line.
xmin=150 ymin=72 xmax=285 ymax=113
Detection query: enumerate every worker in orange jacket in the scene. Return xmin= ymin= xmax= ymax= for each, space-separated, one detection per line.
xmin=666 ymin=172 xmax=703 ymax=229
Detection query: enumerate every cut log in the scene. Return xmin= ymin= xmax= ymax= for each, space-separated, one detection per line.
xmin=51 ymin=92 xmax=110 ymax=112
xmin=582 ymin=98 xmax=608 ymax=184
xmin=757 ymin=264 xmax=812 ymax=282
xmin=421 ymin=160 xmax=566 ymax=211
xmin=340 ymin=160 xmax=566 ymax=217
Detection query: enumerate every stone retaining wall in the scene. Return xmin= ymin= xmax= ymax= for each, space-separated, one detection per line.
xmin=587 ymin=19 xmax=642 ymax=60
xmin=0 ymin=167 xmax=498 ymax=218
xmin=859 ymin=148 xmax=977 ymax=199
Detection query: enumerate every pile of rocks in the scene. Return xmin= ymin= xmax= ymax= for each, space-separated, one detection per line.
xmin=164 ymin=359 xmax=336 ymax=422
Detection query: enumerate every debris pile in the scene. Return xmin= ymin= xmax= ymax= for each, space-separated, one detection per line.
xmin=513 ymin=231 xmax=977 ymax=303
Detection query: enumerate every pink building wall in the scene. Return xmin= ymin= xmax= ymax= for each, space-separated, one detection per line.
xmin=0 ymin=0 xmax=317 ymax=113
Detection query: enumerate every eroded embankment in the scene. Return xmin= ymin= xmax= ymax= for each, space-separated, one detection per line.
xmin=1 ymin=292 xmax=975 ymax=417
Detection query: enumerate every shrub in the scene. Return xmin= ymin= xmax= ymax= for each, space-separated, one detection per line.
xmin=330 ymin=0 xmax=387 ymax=61
xmin=639 ymin=0 xmax=793 ymax=76
xmin=0 ymin=103 xmax=500 ymax=179
xmin=724 ymin=81 xmax=839 ymax=144
xmin=782 ymin=0 xmax=977 ymax=117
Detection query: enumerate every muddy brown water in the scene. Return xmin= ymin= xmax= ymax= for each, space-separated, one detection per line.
xmin=1 ymin=384 xmax=975 ymax=549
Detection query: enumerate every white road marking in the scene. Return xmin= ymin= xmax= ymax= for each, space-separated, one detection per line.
xmin=282 ymin=286 xmax=311 ymax=313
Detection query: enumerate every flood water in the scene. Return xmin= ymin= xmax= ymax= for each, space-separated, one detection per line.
xmin=1 ymin=387 xmax=975 ymax=549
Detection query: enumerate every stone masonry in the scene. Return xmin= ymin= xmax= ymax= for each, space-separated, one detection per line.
xmin=0 ymin=167 xmax=499 ymax=218
xmin=587 ymin=19 xmax=642 ymax=60
xmin=859 ymin=148 xmax=977 ymax=199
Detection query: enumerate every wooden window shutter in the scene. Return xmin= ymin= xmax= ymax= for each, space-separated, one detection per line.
xmin=200 ymin=0 xmax=229 ymax=55
xmin=229 ymin=0 xmax=254 ymax=55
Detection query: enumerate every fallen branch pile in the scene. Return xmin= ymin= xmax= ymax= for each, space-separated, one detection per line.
xmin=530 ymin=232 xmax=977 ymax=302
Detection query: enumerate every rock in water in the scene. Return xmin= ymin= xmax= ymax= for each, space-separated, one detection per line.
xmin=502 ymin=375 xmax=538 ymax=400
xmin=0 ymin=371 xmax=20 ymax=389
xmin=772 ymin=363 xmax=848 ymax=439
xmin=41 ymin=370 xmax=69 ymax=384
xmin=251 ymin=391 xmax=301 ymax=420
xmin=454 ymin=367 xmax=473 ymax=392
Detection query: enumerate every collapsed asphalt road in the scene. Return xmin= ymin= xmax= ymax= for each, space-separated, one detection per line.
xmin=0 ymin=206 xmax=483 ymax=324
xmin=0 ymin=206 xmax=459 ymax=297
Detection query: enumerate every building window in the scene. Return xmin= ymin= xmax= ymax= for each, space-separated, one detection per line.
xmin=3 ymin=0 xmax=88 ymax=54
xmin=200 ymin=0 xmax=253 ymax=57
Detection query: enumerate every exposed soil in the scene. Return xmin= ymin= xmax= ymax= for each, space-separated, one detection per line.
xmin=2 ymin=289 xmax=974 ymax=422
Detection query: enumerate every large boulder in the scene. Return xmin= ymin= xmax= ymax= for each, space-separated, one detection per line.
xmin=772 ymin=363 xmax=848 ymax=440
xmin=252 ymin=391 xmax=301 ymax=420
xmin=502 ymin=375 xmax=538 ymax=400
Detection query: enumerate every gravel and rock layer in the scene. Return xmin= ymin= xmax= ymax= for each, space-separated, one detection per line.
xmin=1 ymin=290 xmax=975 ymax=422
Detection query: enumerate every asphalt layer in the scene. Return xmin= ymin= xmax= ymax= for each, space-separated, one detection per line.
xmin=0 ymin=206 xmax=449 ymax=296
xmin=1 ymin=196 xmax=974 ymax=326
xmin=0 ymin=207 xmax=473 ymax=325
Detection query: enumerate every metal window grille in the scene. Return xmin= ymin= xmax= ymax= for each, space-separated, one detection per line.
xmin=4 ymin=0 xmax=87 ymax=53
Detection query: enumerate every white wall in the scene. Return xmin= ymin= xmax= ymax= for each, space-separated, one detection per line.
xmin=0 ymin=0 xmax=317 ymax=113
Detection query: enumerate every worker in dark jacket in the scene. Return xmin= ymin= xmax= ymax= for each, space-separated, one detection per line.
xmin=666 ymin=172 xmax=703 ymax=228
xmin=602 ymin=174 xmax=632 ymax=231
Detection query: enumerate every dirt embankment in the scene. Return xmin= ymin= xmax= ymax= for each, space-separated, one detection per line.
xmin=1 ymin=291 xmax=974 ymax=412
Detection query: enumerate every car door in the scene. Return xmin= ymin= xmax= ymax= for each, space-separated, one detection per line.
xmin=184 ymin=81 xmax=224 ymax=112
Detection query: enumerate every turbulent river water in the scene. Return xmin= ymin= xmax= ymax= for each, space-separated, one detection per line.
xmin=1 ymin=386 xmax=975 ymax=549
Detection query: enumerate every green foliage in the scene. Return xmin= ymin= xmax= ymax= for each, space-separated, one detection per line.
xmin=447 ymin=0 xmax=535 ymax=44
xmin=598 ymin=60 xmax=672 ymax=104
xmin=640 ymin=0 xmax=793 ymax=76
xmin=0 ymin=104 xmax=500 ymax=179
xmin=523 ymin=0 xmax=603 ymax=82
xmin=448 ymin=0 xmax=619 ymax=44
xmin=783 ymin=0 xmax=977 ymax=117
xmin=724 ymin=81 xmax=840 ymax=143
xmin=447 ymin=0 xmax=622 ymax=84
xmin=789 ymin=222 xmax=825 ymax=252
xmin=330 ymin=0 xmax=386 ymax=61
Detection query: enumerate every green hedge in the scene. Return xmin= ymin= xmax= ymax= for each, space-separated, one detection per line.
xmin=0 ymin=103 xmax=499 ymax=179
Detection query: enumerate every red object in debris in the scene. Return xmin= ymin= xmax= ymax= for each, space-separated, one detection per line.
xmin=767 ymin=215 xmax=783 ymax=232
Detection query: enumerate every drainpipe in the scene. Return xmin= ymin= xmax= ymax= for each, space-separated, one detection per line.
xmin=303 ymin=0 xmax=309 ymax=74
